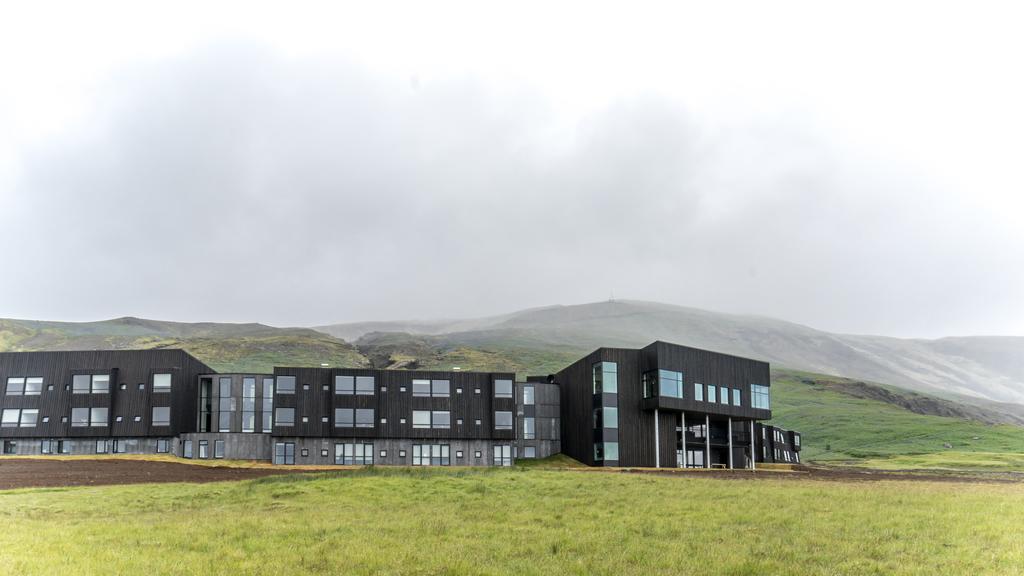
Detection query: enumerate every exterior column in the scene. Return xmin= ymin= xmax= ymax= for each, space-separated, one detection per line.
xmin=750 ymin=420 xmax=756 ymax=470
xmin=654 ymin=409 xmax=660 ymax=468
xmin=705 ymin=414 xmax=710 ymax=469
xmin=681 ymin=412 xmax=687 ymax=468
xmin=728 ymin=417 xmax=733 ymax=469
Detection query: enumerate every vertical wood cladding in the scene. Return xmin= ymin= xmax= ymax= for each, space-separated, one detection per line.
xmin=556 ymin=341 xmax=773 ymax=468
xmin=271 ymin=367 xmax=516 ymax=441
xmin=0 ymin=350 xmax=213 ymax=439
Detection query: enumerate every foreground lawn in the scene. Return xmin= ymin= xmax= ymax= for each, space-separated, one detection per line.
xmin=1 ymin=468 xmax=1022 ymax=575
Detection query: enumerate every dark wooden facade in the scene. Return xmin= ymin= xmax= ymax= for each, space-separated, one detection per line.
xmin=0 ymin=350 xmax=213 ymax=439
xmin=271 ymin=367 xmax=516 ymax=441
xmin=556 ymin=341 xmax=772 ymax=467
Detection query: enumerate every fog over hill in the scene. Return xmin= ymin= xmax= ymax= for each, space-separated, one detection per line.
xmin=318 ymin=300 xmax=1024 ymax=406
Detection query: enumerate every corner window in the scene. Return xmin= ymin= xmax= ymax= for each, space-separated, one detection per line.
xmin=751 ymin=384 xmax=770 ymax=410
xmin=494 ymin=379 xmax=513 ymax=398
xmin=593 ymin=407 xmax=617 ymax=429
xmin=592 ymin=362 xmax=618 ymax=394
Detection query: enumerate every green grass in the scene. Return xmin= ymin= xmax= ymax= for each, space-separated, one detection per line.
xmin=853 ymin=451 xmax=1024 ymax=471
xmin=770 ymin=370 xmax=1024 ymax=468
xmin=1 ymin=468 xmax=1022 ymax=575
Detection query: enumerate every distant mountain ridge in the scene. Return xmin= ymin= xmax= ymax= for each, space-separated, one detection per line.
xmin=317 ymin=300 xmax=1024 ymax=407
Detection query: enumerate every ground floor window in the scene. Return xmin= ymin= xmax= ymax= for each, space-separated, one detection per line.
xmin=214 ymin=440 xmax=225 ymax=459
xmin=198 ymin=440 xmax=209 ymax=459
xmin=95 ymin=440 xmax=107 ymax=454
xmin=684 ymin=449 xmax=704 ymax=468
xmin=157 ymin=439 xmax=169 ymax=453
xmin=412 ymin=444 xmax=449 ymax=466
xmin=523 ymin=446 xmax=536 ymax=458
xmin=493 ymin=445 xmax=511 ymax=466
xmin=41 ymin=439 xmax=54 ymax=454
xmin=335 ymin=443 xmax=373 ymax=465
xmin=3 ymin=440 xmax=16 ymax=454
xmin=114 ymin=439 xmax=139 ymax=453
xmin=274 ymin=442 xmax=295 ymax=465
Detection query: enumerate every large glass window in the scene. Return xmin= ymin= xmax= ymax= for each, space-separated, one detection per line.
xmin=24 ymin=377 xmax=43 ymax=395
xmin=494 ymin=379 xmax=513 ymax=398
xmin=412 ymin=410 xmax=431 ymax=429
xmin=274 ymin=442 xmax=296 ymax=465
xmin=523 ymin=417 xmax=535 ymax=439
xmin=592 ymin=362 xmax=618 ymax=394
xmin=91 ymin=375 xmax=109 ymax=394
xmin=412 ymin=379 xmax=431 ymax=396
xmin=1 ymin=409 xmax=20 ymax=427
xmin=262 ymin=378 xmax=274 ymax=432
xmin=276 ymin=376 xmax=296 ymax=395
xmin=413 ymin=379 xmax=448 ymax=397
xmin=412 ymin=444 xmax=450 ymax=466
xmin=72 ymin=374 xmax=91 ymax=394
xmin=335 ymin=408 xmax=355 ymax=427
xmin=356 ymin=409 xmax=375 ymax=428
xmin=242 ymin=377 xmax=256 ymax=433
xmin=71 ymin=407 xmax=89 ymax=427
xmin=151 ymin=406 xmax=170 ymax=426
xmin=694 ymin=383 xmax=704 ymax=402
xmin=152 ymin=373 xmax=171 ymax=392
xmin=5 ymin=378 xmax=24 ymax=395
xmin=218 ymin=377 xmax=233 ymax=432
xmin=659 ymin=370 xmax=684 ymax=399
xmin=90 ymin=407 xmax=108 ymax=427
xmin=494 ymin=411 xmax=513 ymax=430
xmin=431 ymin=411 xmax=450 ymax=429
xmin=523 ymin=385 xmax=535 ymax=405
xmin=493 ymin=445 xmax=511 ymax=466
xmin=594 ymin=442 xmax=619 ymax=462
xmin=335 ymin=375 xmax=355 ymax=394
xmin=355 ymin=376 xmax=375 ymax=395
xmin=335 ymin=443 xmax=373 ymax=465
xmin=275 ymin=407 xmax=295 ymax=426
xmin=751 ymin=384 xmax=770 ymax=409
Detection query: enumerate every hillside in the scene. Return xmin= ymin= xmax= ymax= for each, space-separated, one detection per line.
xmin=320 ymin=300 xmax=1024 ymax=410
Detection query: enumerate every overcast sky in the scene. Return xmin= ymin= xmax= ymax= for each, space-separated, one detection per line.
xmin=1 ymin=1 xmax=1022 ymax=338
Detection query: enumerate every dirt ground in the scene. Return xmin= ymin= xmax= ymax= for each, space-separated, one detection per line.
xmin=0 ymin=458 xmax=311 ymax=490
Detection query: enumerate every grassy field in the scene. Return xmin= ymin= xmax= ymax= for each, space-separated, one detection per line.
xmin=1 ymin=467 xmax=1022 ymax=575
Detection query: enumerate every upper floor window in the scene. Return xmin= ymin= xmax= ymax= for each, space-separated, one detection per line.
xmin=645 ymin=370 xmax=683 ymax=399
xmin=732 ymin=389 xmax=741 ymax=406
xmin=276 ymin=376 xmax=296 ymax=395
xmin=70 ymin=407 xmax=108 ymax=427
xmin=494 ymin=379 xmax=513 ymax=398
xmin=1 ymin=408 xmax=38 ymax=428
xmin=494 ymin=411 xmax=513 ymax=430
xmin=751 ymin=384 xmax=770 ymax=410
xmin=73 ymin=374 xmax=109 ymax=394
xmin=413 ymin=379 xmax=449 ymax=397
xmin=152 ymin=406 xmax=171 ymax=426
xmin=694 ymin=382 xmax=704 ymax=402
xmin=720 ymin=387 xmax=730 ymax=405
xmin=356 ymin=376 xmax=375 ymax=395
xmin=593 ymin=407 xmax=618 ymax=429
xmin=523 ymin=385 xmax=535 ymax=405
xmin=411 ymin=410 xmax=450 ymax=429
xmin=275 ymin=407 xmax=295 ymax=426
xmin=6 ymin=377 xmax=43 ymax=396
xmin=152 ymin=373 xmax=172 ymax=392
xmin=592 ymin=362 xmax=617 ymax=394
xmin=707 ymin=385 xmax=717 ymax=404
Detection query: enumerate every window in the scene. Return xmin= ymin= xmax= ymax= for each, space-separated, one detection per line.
xmin=659 ymin=370 xmax=684 ymax=399
xmin=276 ymin=376 xmax=296 ymax=394
xmin=412 ymin=410 xmax=431 ymax=429
xmin=494 ymin=379 xmax=513 ymax=398
xmin=91 ymin=375 xmax=109 ymax=393
xmin=152 ymin=406 xmax=170 ymax=426
xmin=455 ymin=418 xmax=462 ymax=425
xmin=431 ymin=411 xmax=450 ymax=429
xmin=708 ymin=385 xmax=717 ymax=404
xmin=134 ymin=415 xmax=142 ymax=422
xmin=523 ymin=385 xmax=535 ymax=405
xmin=694 ymin=383 xmax=704 ymax=402
xmin=214 ymin=440 xmax=225 ymax=459
xmin=72 ymin=374 xmax=108 ymax=394
xmin=218 ymin=377 xmax=233 ymax=432
xmin=198 ymin=440 xmax=209 ymax=459
xmin=494 ymin=411 xmax=513 ymax=430
xmin=475 ymin=450 xmax=482 ymax=458
xmin=262 ymin=378 xmax=274 ymax=432
xmin=732 ymin=389 xmax=741 ymax=406
xmin=456 ymin=450 xmax=464 ymax=458
xmin=1 ymin=409 xmax=20 ymax=428
xmin=349 ymin=375 xmax=373 ymax=395
xmin=593 ymin=407 xmax=617 ymax=429
xmin=751 ymin=384 xmax=770 ymax=410
xmin=275 ymin=408 xmax=295 ymax=426
xmin=595 ymin=442 xmax=619 ymax=462
xmin=153 ymin=373 xmax=171 ymax=392
xmin=356 ymin=409 xmax=375 ymax=428
xmin=90 ymin=407 xmax=108 ymax=427
xmin=157 ymin=439 xmax=169 ymax=453
xmin=115 ymin=439 xmax=138 ymax=453
xmin=41 ymin=439 xmax=55 ymax=454
xmin=794 ymin=435 xmax=801 ymax=447
xmin=138 ymin=383 xmax=145 ymax=391
xmin=242 ymin=377 xmax=256 ymax=433
xmin=183 ymin=440 xmax=193 ymax=458
xmin=413 ymin=379 xmax=449 ymax=397
xmin=523 ymin=417 xmax=535 ymax=439
xmin=24 ymin=377 xmax=42 ymax=395
xmin=592 ymin=362 xmax=618 ymax=394
xmin=335 ymin=443 xmax=374 ymax=465
xmin=335 ymin=375 xmax=355 ymax=394
xmin=335 ymin=408 xmax=355 ymax=427
xmin=720 ymin=387 xmax=730 ymax=405
xmin=412 ymin=444 xmax=450 ymax=466
xmin=95 ymin=440 xmax=107 ymax=454
xmin=71 ymin=407 xmax=89 ymax=427
xmin=72 ymin=375 xmax=90 ymax=394
xmin=524 ymin=446 xmax=536 ymax=458
xmin=2 ymin=441 xmax=16 ymax=455
xmin=493 ymin=445 xmax=511 ymax=466
xmin=5 ymin=377 xmax=24 ymax=395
